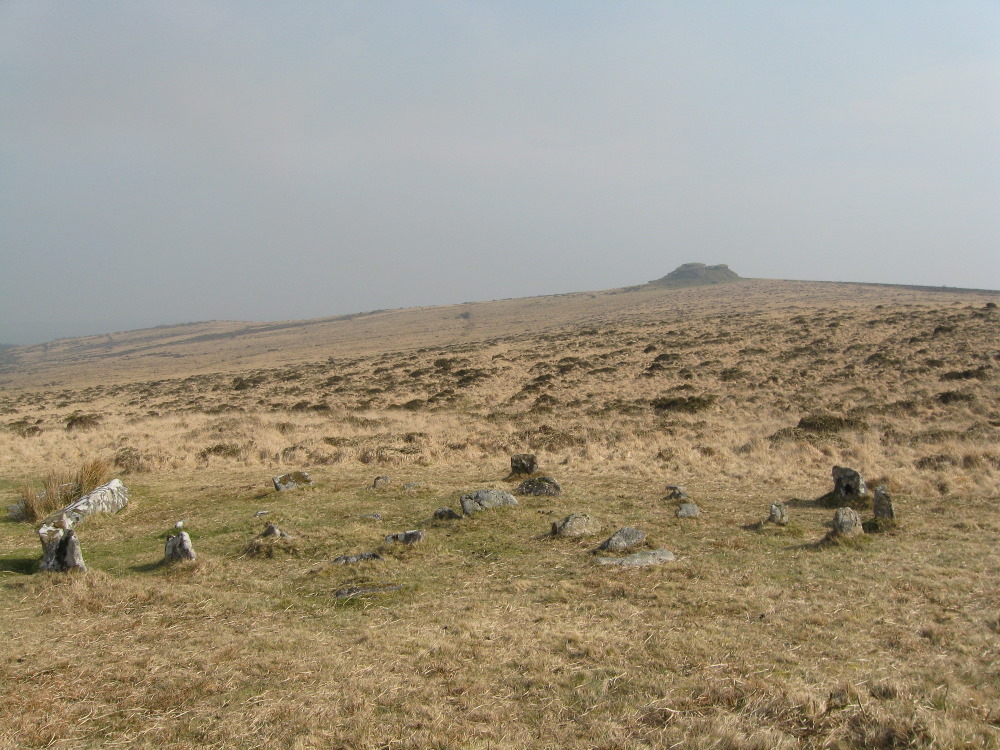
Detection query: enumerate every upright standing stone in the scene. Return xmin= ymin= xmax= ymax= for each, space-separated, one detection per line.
xmin=820 ymin=466 xmax=870 ymax=508
xmin=768 ymin=503 xmax=789 ymax=526
xmin=38 ymin=521 xmax=87 ymax=572
xmin=830 ymin=507 xmax=863 ymax=539
xmin=372 ymin=475 xmax=391 ymax=489
xmin=165 ymin=531 xmax=196 ymax=562
xmin=873 ymin=487 xmax=895 ymax=520
xmin=510 ymin=454 xmax=538 ymax=476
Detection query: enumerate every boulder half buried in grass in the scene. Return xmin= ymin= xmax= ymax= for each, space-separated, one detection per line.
xmin=273 ymin=471 xmax=312 ymax=492
xmin=460 ymin=489 xmax=518 ymax=515
xmin=551 ymin=513 xmax=597 ymax=538
xmin=598 ymin=527 xmax=646 ymax=552
xmin=596 ymin=549 xmax=675 ymax=567
xmin=515 ymin=476 xmax=561 ymax=496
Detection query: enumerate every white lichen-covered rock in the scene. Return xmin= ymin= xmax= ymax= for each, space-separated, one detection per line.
xmin=42 ymin=479 xmax=129 ymax=528
xmin=38 ymin=522 xmax=87 ymax=572
xmin=460 ymin=489 xmax=518 ymax=515
xmin=165 ymin=531 xmax=196 ymax=562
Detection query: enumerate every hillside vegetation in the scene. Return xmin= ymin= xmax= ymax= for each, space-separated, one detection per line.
xmin=1 ymin=278 xmax=998 ymax=749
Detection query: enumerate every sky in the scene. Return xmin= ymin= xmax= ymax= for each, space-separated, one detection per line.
xmin=1 ymin=1 xmax=999 ymax=345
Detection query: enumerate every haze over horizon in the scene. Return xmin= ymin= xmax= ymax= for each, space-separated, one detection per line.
xmin=2 ymin=2 xmax=999 ymax=346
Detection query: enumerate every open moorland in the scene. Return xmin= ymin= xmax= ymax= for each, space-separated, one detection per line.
xmin=1 ymin=277 xmax=999 ymax=749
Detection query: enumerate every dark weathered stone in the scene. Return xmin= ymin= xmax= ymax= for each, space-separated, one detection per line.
xmin=38 ymin=523 xmax=86 ymax=572
xmin=164 ymin=531 xmax=196 ymax=562
xmin=820 ymin=466 xmax=869 ymax=508
xmin=385 ymin=529 xmax=425 ymax=545
xmin=273 ymin=471 xmax=312 ymax=492
xmin=676 ymin=502 xmax=700 ymax=518
xmin=830 ymin=507 xmax=863 ymax=539
xmin=510 ymin=453 xmax=538 ymax=475
xmin=515 ymin=476 xmax=562 ymax=497
xmin=768 ymin=503 xmax=789 ymax=526
xmin=598 ymin=527 xmax=646 ymax=552
xmin=460 ymin=489 xmax=518 ymax=515
xmin=551 ymin=513 xmax=597 ymax=538
xmin=372 ymin=475 xmax=391 ymax=489
xmin=434 ymin=507 xmax=462 ymax=520
xmin=41 ymin=479 xmax=129 ymax=528
xmin=873 ymin=487 xmax=895 ymax=520
xmin=596 ymin=549 xmax=675 ymax=567
xmin=332 ymin=552 xmax=382 ymax=565
xmin=664 ymin=485 xmax=688 ymax=501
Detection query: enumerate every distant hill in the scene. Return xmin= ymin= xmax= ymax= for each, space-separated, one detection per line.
xmin=648 ymin=263 xmax=742 ymax=287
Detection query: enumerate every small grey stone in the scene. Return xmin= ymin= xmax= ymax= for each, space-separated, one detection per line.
xmin=385 ymin=529 xmax=425 ymax=545
xmin=767 ymin=503 xmax=789 ymax=526
xmin=332 ymin=552 xmax=382 ymax=565
xmin=665 ymin=485 xmax=688 ymax=500
xmin=676 ymin=503 xmax=700 ymax=518
xmin=403 ymin=482 xmax=425 ymax=491
xmin=598 ymin=527 xmax=646 ymax=552
xmin=273 ymin=471 xmax=312 ymax=492
xmin=434 ymin=507 xmax=462 ymax=520
xmin=596 ymin=549 xmax=675 ymax=567
xmin=360 ymin=513 xmax=383 ymax=521
xmin=515 ymin=476 xmax=562 ymax=497
xmin=460 ymin=489 xmax=518 ymax=515
xmin=260 ymin=523 xmax=291 ymax=539
xmin=551 ymin=513 xmax=597 ymax=538
xmin=372 ymin=475 xmax=391 ymax=489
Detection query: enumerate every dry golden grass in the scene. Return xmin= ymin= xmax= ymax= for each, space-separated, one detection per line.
xmin=0 ymin=279 xmax=998 ymax=748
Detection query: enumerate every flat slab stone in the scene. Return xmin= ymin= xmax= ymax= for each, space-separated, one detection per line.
xmin=273 ymin=471 xmax=312 ymax=492
xmin=332 ymin=552 xmax=382 ymax=565
xmin=596 ymin=549 xmax=675 ymax=567
xmin=515 ymin=477 xmax=562 ymax=496
xmin=460 ymin=489 xmax=518 ymax=515
xmin=385 ymin=529 xmax=425 ymax=545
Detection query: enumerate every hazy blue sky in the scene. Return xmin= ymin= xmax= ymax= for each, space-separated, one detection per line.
xmin=2 ymin=1 xmax=998 ymax=344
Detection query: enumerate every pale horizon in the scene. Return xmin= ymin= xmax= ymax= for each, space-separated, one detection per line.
xmin=3 ymin=2 xmax=999 ymax=345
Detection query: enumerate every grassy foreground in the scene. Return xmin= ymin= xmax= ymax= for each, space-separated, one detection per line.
xmin=1 ymin=280 xmax=998 ymax=748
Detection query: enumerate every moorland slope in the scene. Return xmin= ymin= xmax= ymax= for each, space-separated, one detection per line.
xmin=0 ymin=276 xmax=998 ymax=749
